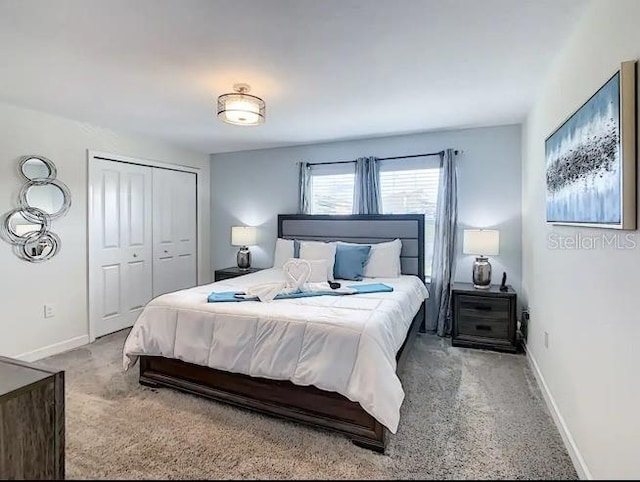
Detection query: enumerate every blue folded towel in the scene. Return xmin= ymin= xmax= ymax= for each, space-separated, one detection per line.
xmin=348 ymin=283 xmax=394 ymax=294
xmin=207 ymin=283 xmax=393 ymax=303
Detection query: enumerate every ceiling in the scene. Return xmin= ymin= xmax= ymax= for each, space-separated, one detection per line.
xmin=0 ymin=0 xmax=587 ymax=154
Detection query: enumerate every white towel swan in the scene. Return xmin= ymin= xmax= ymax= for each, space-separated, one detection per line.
xmin=241 ymin=259 xmax=354 ymax=302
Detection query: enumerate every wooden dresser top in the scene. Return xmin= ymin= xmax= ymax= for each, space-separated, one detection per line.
xmin=0 ymin=356 xmax=59 ymax=398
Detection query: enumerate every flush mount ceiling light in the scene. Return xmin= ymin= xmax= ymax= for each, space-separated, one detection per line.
xmin=217 ymin=83 xmax=265 ymax=126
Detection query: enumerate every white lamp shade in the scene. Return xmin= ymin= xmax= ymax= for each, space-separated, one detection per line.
xmin=220 ymin=96 xmax=261 ymax=125
xmin=217 ymin=87 xmax=266 ymax=126
xmin=231 ymin=226 xmax=258 ymax=247
xmin=463 ymin=229 xmax=500 ymax=256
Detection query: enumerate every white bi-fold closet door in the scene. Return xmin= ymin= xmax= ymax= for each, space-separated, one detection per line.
xmin=152 ymin=168 xmax=197 ymax=297
xmin=89 ymin=157 xmax=197 ymax=339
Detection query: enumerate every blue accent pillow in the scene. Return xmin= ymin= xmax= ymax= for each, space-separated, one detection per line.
xmin=333 ymin=244 xmax=372 ymax=281
xmin=293 ymin=239 xmax=300 ymax=258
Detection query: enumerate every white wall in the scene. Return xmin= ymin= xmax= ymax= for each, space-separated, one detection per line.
xmin=211 ymin=124 xmax=522 ymax=293
xmin=522 ymin=1 xmax=640 ymax=478
xmin=0 ymin=102 xmax=211 ymax=361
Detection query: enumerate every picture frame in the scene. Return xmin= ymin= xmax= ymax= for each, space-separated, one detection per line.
xmin=545 ymin=60 xmax=636 ymax=230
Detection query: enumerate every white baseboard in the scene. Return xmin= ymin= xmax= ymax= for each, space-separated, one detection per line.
xmin=15 ymin=334 xmax=89 ymax=362
xmin=525 ymin=345 xmax=592 ymax=480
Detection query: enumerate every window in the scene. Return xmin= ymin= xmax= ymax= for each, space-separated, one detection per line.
xmin=379 ymin=168 xmax=440 ymax=215
xmin=309 ymin=165 xmax=355 ymax=214
xmin=308 ymin=158 xmax=440 ymax=277
xmin=379 ymin=165 xmax=440 ymax=277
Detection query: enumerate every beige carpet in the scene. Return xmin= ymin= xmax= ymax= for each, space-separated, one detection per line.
xmin=41 ymin=330 xmax=577 ymax=480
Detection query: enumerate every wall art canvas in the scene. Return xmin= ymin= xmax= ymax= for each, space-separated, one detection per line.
xmin=545 ymin=61 xmax=636 ymax=229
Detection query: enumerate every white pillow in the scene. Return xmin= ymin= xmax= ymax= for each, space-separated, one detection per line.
xmin=366 ymin=239 xmax=402 ymax=278
xmin=299 ymin=241 xmax=337 ymax=281
xmin=340 ymin=239 xmax=402 ymax=278
xmin=308 ymin=259 xmax=330 ymax=282
xmin=273 ymin=238 xmax=294 ymax=268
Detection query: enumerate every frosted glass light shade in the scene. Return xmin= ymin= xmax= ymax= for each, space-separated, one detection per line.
xmin=231 ymin=226 xmax=258 ymax=247
xmin=463 ymin=229 xmax=500 ymax=256
xmin=217 ymin=91 xmax=265 ymax=126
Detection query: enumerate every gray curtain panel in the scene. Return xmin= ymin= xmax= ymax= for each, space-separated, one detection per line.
xmin=353 ymin=156 xmax=381 ymax=214
xmin=298 ymin=162 xmax=311 ymax=214
xmin=427 ymin=148 xmax=458 ymax=336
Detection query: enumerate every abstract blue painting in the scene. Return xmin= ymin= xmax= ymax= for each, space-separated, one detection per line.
xmin=546 ymin=73 xmax=621 ymax=225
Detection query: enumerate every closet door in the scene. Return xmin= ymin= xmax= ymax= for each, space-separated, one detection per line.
xmin=90 ymin=160 xmax=153 ymax=338
xmin=152 ymin=168 xmax=197 ymax=297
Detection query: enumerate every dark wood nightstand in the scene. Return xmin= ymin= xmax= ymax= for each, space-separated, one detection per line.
xmin=214 ymin=266 xmax=264 ymax=282
xmin=451 ymin=282 xmax=518 ymax=353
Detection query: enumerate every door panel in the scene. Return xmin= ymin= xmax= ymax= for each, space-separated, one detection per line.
xmin=153 ymin=169 xmax=197 ymax=297
xmin=90 ymin=159 xmax=153 ymax=338
xmin=128 ymin=172 xmax=147 ymax=246
xmin=125 ymin=260 xmax=148 ymax=311
xmin=102 ymin=170 xmax=120 ymax=249
xmin=101 ymin=264 xmax=121 ymax=318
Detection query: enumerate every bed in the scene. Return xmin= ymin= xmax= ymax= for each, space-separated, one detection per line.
xmin=123 ymin=214 xmax=428 ymax=452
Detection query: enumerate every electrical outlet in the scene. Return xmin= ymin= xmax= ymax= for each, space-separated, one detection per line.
xmin=544 ymin=331 xmax=549 ymax=348
xmin=44 ymin=304 xmax=55 ymax=318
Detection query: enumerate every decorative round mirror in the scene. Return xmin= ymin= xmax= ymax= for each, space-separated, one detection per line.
xmin=1 ymin=208 xmax=49 ymax=244
xmin=1 ymin=155 xmax=70 ymax=262
xmin=19 ymin=180 xmax=71 ymax=220
xmin=16 ymin=231 xmax=60 ymax=262
xmin=19 ymin=155 xmax=57 ymax=181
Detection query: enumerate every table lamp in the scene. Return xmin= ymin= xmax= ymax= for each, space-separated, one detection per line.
xmin=231 ymin=226 xmax=257 ymax=270
xmin=463 ymin=229 xmax=500 ymax=289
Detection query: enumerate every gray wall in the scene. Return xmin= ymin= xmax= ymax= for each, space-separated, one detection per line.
xmin=211 ymin=124 xmax=522 ymax=293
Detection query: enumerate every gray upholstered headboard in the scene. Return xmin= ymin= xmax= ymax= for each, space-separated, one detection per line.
xmin=277 ymin=214 xmax=425 ymax=281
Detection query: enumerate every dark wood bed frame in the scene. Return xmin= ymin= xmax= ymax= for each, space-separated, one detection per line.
xmin=139 ymin=214 xmax=426 ymax=453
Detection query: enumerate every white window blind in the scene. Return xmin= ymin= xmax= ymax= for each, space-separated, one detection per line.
xmin=379 ymin=160 xmax=441 ymax=277
xmin=309 ymin=163 xmax=355 ymax=214
xmin=379 ymin=168 xmax=440 ymax=216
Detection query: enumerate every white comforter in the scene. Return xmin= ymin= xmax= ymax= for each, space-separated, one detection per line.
xmin=122 ymin=268 xmax=428 ymax=432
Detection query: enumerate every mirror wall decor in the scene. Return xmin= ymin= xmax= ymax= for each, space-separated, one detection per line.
xmin=0 ymin=155 xmax=71 ymax=262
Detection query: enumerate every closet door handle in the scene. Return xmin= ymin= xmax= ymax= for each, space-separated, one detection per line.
xmin=133 ymin=253 xmax=138 ymax=258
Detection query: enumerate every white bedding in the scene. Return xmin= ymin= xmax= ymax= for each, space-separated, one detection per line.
xmin=122 ymin=268 xmax=428 ymax=433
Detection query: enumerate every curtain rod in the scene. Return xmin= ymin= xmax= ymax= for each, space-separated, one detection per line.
xmin=304 ymin=150 xmax=459 ymax=167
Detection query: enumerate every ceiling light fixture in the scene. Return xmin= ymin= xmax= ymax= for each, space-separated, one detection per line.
xmin=217 ymin=83 xmax=265 ymax=126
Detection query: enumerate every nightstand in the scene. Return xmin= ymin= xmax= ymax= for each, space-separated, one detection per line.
xmin=214 ymin=266 xmax=264 ymax=282
xmin=451 ymin=282 xmax=518 ymax=353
